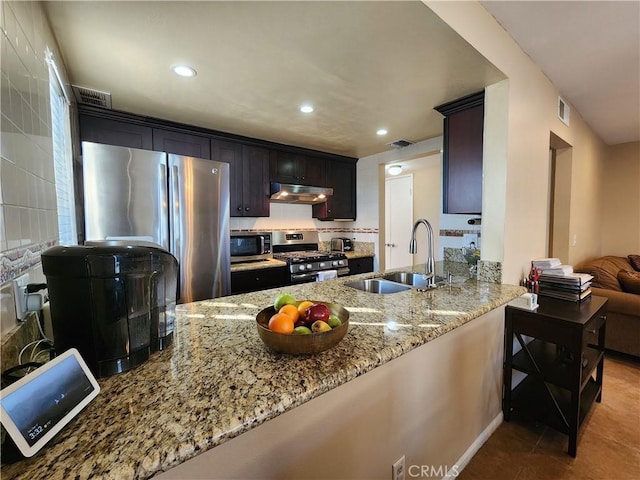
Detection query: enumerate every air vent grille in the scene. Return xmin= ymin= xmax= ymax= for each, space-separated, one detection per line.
xmin=386 ymin=139 xmax=414 ymax=148
xmin=72 ymin=85 xmax=112 ymax=108
xmin=558 ymin=96 xmax=570 ymax=126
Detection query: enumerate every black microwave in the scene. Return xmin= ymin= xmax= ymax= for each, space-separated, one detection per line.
xmin=230 ymin=232 xmax=272 ymax=263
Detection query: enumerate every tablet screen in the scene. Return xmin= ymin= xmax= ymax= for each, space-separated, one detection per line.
xmin=0 ymin=348 xmax=100 ymax=457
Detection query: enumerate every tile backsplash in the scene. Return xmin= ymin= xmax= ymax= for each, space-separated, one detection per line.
xmin=1 ymin=1 xmax=62 ymax=336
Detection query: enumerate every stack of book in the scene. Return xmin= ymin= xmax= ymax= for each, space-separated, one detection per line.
xmin=533 ymin=258 xmax=594 ymax=302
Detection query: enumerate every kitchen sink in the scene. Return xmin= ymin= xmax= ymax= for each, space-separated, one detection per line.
xmin=382 ymin=272 xmax=448 ymax=288
xmin=344 ymin=279 xmax=411 ymax=294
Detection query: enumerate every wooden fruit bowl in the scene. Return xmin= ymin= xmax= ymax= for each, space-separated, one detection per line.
xmin=256 ymin=301 xmax=349 ymax=354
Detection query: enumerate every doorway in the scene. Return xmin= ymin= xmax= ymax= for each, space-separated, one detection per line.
xmin=548 ymin=132 xmax=573 ymax=261
xmin=385 ymin=175 xmax=414 ymax=269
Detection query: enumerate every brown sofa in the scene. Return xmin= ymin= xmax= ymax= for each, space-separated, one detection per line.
xmin=574 ymin=255 xmax=640 ymax=358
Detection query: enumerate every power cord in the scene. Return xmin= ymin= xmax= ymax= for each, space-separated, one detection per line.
xmin=3 ymin=293 xmax=55 ymax=386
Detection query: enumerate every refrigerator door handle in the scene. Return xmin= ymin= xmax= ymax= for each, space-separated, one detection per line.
xmin=170 ymin=165 xmax=181 ymax=261
xmin=159 ymin=162 xmax=169 ymax=250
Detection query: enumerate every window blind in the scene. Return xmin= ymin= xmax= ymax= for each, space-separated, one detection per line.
xmin=48 ymin=59 xmax=77 ymax=246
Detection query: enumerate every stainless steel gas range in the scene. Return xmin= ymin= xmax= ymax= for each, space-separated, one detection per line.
xmin=272 ymin=231 xmax=349 ymax=284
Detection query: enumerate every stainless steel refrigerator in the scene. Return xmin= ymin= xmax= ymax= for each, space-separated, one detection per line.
xmin=81 ymin=141 xmax=230 ymax=302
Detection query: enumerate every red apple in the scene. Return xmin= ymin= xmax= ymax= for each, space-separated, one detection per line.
xmin=303 ymin=303 xmax=331 ymax=326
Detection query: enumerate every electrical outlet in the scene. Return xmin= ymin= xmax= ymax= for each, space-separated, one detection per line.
xmin=13 ymin=273 xmax=30 ymax=321
xmin=463 ymin=233 xmax=478 ymax=247
xmin=392 ymin=455 xmax=405 ymax=480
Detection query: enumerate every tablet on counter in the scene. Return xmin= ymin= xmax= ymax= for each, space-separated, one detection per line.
xmin=0 ymin=348 xmax=100 ymax=458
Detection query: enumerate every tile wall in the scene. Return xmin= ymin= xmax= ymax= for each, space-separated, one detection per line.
xmin=0 ymin=1 xmax=64 ymax=343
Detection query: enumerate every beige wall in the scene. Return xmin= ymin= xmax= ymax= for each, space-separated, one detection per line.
xmin=426 ymin=1 xmax=609 ymax=283
xmin=412 ymin=155 xmax=441 ymax=263
xmin=602 ymin=142 xmax=640 ymax=256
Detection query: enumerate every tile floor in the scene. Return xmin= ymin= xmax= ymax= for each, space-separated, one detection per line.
xmin=459 ymin=354 xmax=640 ymax=480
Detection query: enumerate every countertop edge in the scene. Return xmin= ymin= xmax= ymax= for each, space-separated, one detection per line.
xmin=151 ymin=285 xmax=524 ymax=476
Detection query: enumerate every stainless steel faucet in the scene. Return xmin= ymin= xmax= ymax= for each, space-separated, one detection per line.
xmin=409 ymin=218 xmax=436 ymax=288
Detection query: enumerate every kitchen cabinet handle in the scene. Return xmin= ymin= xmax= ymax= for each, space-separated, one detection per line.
xmin=237 ymin=207 xmax=242 ymax=211
xmin=245 ymin=207 xmax=250 ymax=211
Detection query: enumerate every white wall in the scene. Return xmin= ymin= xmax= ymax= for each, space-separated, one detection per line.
xmin=228 ymin=185 xmax=378 ymax=247
xmin=357 ymin=137 xmax=442 ymax=270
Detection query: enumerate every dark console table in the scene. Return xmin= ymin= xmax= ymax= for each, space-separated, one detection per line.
xmin=503 ymin=296 xmax=607 ymax=457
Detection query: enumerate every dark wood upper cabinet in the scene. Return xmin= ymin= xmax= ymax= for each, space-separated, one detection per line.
xmin=79 ymin=114 xmax=153 ymax=150
xmin=76 ymin=105 xmax=355 ymax=220
xmin=435 ymin=91 xmax=484 ymax=214
xmin=270 ymin=151 xmax=325 ymax=186
xmin=212 ymin=139 xmax=269 ymax=217
xmin=313 ymin=159 xmax=357 ymax=220
xmin=241 ymin=145 xmax=270 ymax=217
xmin=152 ymin=128 xmax=211 ymax=159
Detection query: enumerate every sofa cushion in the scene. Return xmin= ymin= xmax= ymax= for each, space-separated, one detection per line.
xmin=574 ymin=256 xmax=634 ymax=292
xmin=618 ymin=270 xmax=640 ymax=294
xmin=628 ymin=254 xmax=640 ymax=271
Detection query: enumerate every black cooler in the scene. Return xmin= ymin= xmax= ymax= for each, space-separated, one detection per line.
xmin=41 ymin=245 xmax=178 ymax=377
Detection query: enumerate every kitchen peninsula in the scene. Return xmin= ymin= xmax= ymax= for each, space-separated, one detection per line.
xmin=1 ymin=268 xmax=525 ymax=480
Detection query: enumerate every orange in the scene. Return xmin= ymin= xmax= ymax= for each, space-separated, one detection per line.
xmin=297 ymin=300 xmax=314 ymax=317
xmin=279 ymin=304 xmax=299 ymax=322
xmin=268 ymin=312 xmax=294 ymax=334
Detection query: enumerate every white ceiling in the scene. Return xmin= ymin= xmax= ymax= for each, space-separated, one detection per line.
xmin=482 ymin=0 xmax=640 ymax=146
xmin=43 ymin=1 xmax=505 ymax=158
xmin=43 ymin=1 xmax=638 ymax=161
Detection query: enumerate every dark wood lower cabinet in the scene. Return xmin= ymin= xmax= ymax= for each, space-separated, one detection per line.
xmin=231 ymin=267 xmax=289 ymax=295
xmin=503 ymin=296 xmax=607 ymax=457
xmin=347 ymin=256 xmax=373 ymax=275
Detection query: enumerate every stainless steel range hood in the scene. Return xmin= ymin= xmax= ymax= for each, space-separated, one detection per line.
xmin=270 ymin=182 xmax=333 ymax=204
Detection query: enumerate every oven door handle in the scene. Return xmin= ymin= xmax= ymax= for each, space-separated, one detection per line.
xmin=291 ymin=272 xmax=319 ymax=282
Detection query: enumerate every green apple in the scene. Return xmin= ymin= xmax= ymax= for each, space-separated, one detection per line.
xmin=327 ymin=315 xmax=342 ymax=328
xmin=293 ymin=326 xmax=312 ymax=335
xmin=274 ymin=292 xmax=297 ymax=311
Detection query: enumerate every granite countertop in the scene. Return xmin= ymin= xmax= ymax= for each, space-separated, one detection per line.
xmin=343 ymin=251 xmax=374 ymax=259
xmin=230 ymin=258 xmax=287 ymax=272
xmin=1 ymin=265 xmax=525 ymax=480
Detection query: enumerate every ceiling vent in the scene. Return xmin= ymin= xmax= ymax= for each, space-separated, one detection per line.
xmin=72 ymin=85 xmax=112 ymax=108
xmin=386 ymin=139 xmax=414 ymax=148
xmin=558 ymin=96 xmax=570 ymax=126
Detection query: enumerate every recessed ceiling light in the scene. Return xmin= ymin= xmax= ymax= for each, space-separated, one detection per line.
xmin=172 ymin=65 xmax=197 ymax=77
xmin=300 ymin=104 xmax=314 ymax=113
xmin=376 ymin=128 xmax=388 ymax=136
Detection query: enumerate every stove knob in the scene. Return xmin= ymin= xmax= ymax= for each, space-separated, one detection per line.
xmin=332 ymin=261 xmax=339 ymax=266
xmin=319 ymin=262 xmax=327 ymax=268
xmin=299 ymin=265 xmax=306 ymax=271
xmin=307 ymin=264 xmax=313 ymax=269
